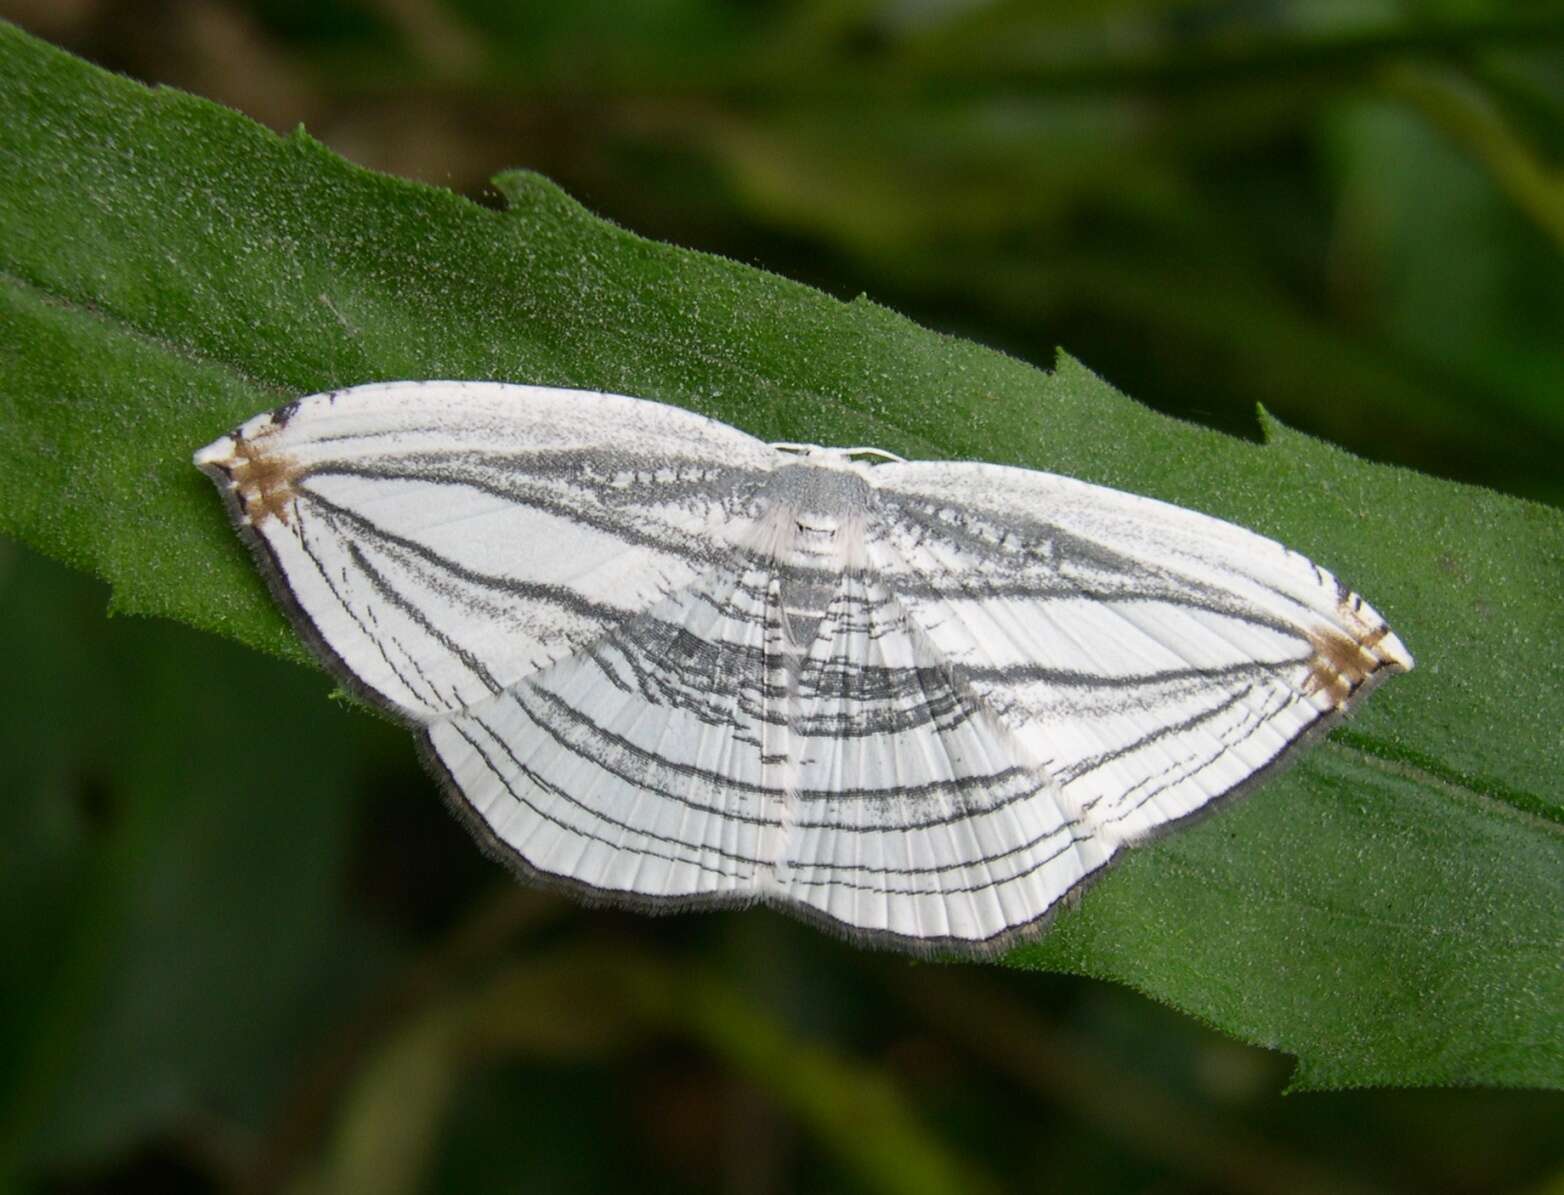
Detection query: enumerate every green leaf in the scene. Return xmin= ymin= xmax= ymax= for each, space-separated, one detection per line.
xmin=0 ymin=24 xmax=1558 ymax=1091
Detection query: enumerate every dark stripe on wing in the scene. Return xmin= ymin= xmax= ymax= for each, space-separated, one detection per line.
xmin=1068 ymin=682 xmax=1260 ymax=796
xmin=1096 ymin=685 xmax=1304 ymax=828
xmin=299 ymin=451 xmax=756 ymax=564
xmin=299 ymin=484 xmax=634 ymax=625
xmin=342 ymin=540 xmax=504 ymax=696
xmin=293 ymin=517 xmax=443 ymax=709
xmin=448 ymin=717 xmax=757 ymax=880
xmin=505 ymin=686 xmax=782 ymax=825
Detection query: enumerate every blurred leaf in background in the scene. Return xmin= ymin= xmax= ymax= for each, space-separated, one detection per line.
xmin=1 ymin=3 xmax=1562 ymax=1194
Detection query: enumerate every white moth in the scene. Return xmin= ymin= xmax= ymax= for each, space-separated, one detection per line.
xmin=195 ymin=381 xmax=1412 ymax=954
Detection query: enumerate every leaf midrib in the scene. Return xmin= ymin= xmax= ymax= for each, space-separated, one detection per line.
xmin=1333 ymin=731 xmax=1562 ymax=829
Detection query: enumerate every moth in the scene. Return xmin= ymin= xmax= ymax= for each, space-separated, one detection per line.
xmin=195 ymin=381 xmax=1411 ymax=954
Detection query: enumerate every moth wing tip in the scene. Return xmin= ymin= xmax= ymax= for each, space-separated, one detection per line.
xmin=1382 ymin=629 xmax=1414 ymax=673
xmin=193 ymin=437 xmax=236 ymax=472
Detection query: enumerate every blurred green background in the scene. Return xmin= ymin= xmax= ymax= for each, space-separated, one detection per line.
xmin=2 ymin=2 xmax=1562 ymax=1192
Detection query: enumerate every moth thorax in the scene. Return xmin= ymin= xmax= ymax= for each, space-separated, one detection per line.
xmin=755 ymin=463 xmax=873 ymax=648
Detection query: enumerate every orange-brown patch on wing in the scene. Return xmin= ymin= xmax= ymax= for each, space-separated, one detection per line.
xmin=1302 ymin=616 xmax=1394 ymax=709
xmin=226 ymin=437 xmax=300 ymax=527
